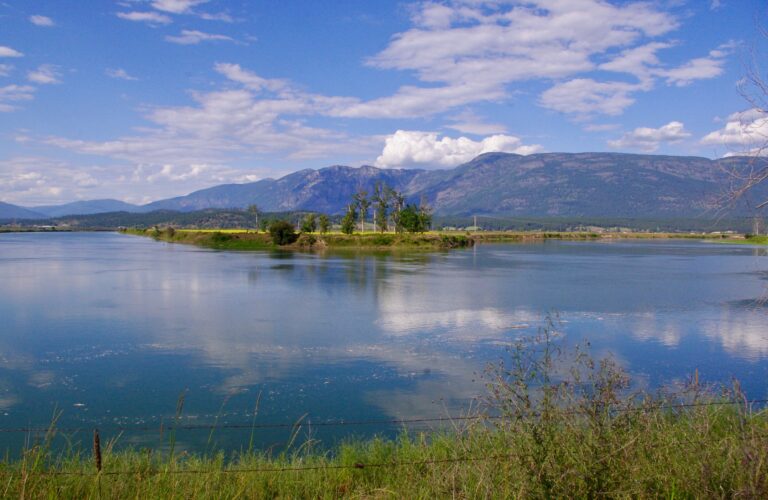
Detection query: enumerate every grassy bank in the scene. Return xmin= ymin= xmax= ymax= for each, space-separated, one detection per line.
xmin=721 ymin=235 xmax=768 ymax=245
xmin=4 ymin=333 xmax=768 ymax=498
xmin=122 ymin=227 xmax=743 ymax=253
xmin=122 ymin=227 xmax=474 ymax=251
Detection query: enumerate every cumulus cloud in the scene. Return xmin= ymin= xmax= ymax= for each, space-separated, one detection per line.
xmin=165 ymin=29 xmax=234 ymax=45
xmin=105 ymin=68 xmax=139 ymax=81
xmin=29 ymin=15 xmax=54 ymax=27
xmin=27 ymin=64 xmax=62 ymax=85
xmin=701 ymin=109 xmax=768 ymax=156
xmin=0 ymin=46 xmax=23 ymax=58
xmin=375 ymin=130 xmax=542 ymax=168
xmin=0 ymin=84 xmax=35 ymax=112
xmin=116 ymin=11 xmax=173 ymax=25
xmin=608 ymin=121 xmax=691 ymax=152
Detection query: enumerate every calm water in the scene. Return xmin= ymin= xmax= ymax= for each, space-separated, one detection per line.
xmin=1 ymin=232 xmax=767 ymax=453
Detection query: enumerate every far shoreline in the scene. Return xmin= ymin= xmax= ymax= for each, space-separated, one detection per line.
xmin=117 ymin=227 xmax=755 ymax=252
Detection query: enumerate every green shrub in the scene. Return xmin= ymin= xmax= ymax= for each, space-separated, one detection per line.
xmin=269 ymin=220 xmax=298 ymax=245
xmin=209 ymin=232 xmax=233 ymax=243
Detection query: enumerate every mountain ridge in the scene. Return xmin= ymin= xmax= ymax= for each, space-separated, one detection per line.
xmin=3 ymin=152 xmax=767 ymax=220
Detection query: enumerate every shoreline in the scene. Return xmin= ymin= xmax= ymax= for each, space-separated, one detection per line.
xmin=119 ymin=227 xmax=748 ymax=252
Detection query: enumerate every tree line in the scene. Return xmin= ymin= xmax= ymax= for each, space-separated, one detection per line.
xmin=247 ymin=182 xmax=432 ymax=244
xmin=339 ymin=182 xmax=431 ymax=234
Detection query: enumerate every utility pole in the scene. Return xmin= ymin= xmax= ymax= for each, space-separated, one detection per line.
xmin=754 ymin=216 xmax=761 ymax=236
xmin=473 ymin=215 xmax=477 ymax=229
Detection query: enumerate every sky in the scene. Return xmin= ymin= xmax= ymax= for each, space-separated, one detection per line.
xmin=1 ymin=0 xmax=767 ymax=206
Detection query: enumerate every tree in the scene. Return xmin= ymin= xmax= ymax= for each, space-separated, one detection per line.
xmin=247 ymin=204 xmax=259 ymax=231
xmin=720 ymin=28 xmax=768 ymax=209
xmin=419 ymin=195 xmax=433 ymax=232
xmin=353 ymin=190 xmax=370 ymax=233
xmin=373 ymin=182 xmax=390 ymax=233
xmin=390 ymin=188 xmax=406 ymax=234
xmin=301 ymin=213 xmax=317 ymax=233
xmin=398 ymin=204 xmax=428 ymax=233
xmin=341 ymin=205 xmax=356 ymax=234
xmin=318 ymin=214 xmax=330 ymax=234
xmin=268 ymin=220 xmax=298 ymax=245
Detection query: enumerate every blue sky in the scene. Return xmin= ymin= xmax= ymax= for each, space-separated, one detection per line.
xmin=1 ymin=0 xmax=766 ymax=206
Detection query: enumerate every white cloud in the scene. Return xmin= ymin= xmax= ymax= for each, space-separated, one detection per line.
xmin=608 ymin=121 xmax=691 ymax=152
xmin=361 ymin=0 xmax=685 ymax=118
xmin=198 ymin=11 xmax=234 ymax=22
xmin=165 ymin=29 xmax=234 ymax=45
xmin=27 ymin=64 xmax=61 ymax=85
xmin=213 ymin=63 xmax=287 ymax=92
xmin=598 ymin=42 xmax=673 ymax=81
xmin=116 ymin=11 xmax=173 ymax=25
xmin=105 ymin=68 xmax=138 ymax=81
xmin=0 ymin=46 xmax=23 ymax=58
xmin=29 ymin=15 xmax=54 ymax=27
xmin=0 ymin=84 xmax=35 ymax=112
xmin=354 ymin=1 xmax=730 ymax=119
xmin=658 ymin=51 xmax=728 ymax=87
xmin=539 ymin=79 xmax=644 ymax=117
xmin=0 ymin=64 xmax=12 ymax=77
xmin=151 ymin=0 xmax=208 ymax=14
xmin=445 ymin=110 xmax=508 ymax=135
xmin=375 ymin=130 xmax=542 ymax=168
xmin=701 ymin=109 xmax=768 ymax=156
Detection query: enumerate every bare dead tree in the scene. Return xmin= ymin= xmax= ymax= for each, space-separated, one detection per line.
xmin=724 ymin=21 xmax=768 ymax=210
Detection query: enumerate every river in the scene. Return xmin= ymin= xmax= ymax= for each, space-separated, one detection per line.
xmin=1 ymin=232 xmax=766 ymax=453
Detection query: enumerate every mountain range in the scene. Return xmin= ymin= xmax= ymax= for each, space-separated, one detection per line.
xmin=3 ymin=152 xmax=767 ymax=220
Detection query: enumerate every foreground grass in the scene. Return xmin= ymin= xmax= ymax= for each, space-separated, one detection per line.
xmin=4 ymin=402 xmax=768 ymax=499
xmin=6 ymin=328 xmax=768 ymax=498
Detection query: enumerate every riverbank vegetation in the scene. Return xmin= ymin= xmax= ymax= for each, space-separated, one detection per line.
xmin=3 ymin=331 xmax=767 ymax=498
xmin=122 ymin=225 xmax=746 ymax=253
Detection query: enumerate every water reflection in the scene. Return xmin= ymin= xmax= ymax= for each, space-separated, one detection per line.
xmin=0 ymin=233 xmax=767 ymax=449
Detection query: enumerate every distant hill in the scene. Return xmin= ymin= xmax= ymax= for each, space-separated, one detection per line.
xmin=0 ymin=202 xmax=45 ymax=220
xmin=139 ymin=152 xmax=768 ymax=217
xmin=6 ymin=153 xmax=768 ymax=220
xmin=32 ymin=199 xmax=142 ymax=217
xmin=142 ymin=165 xmax=424 ymax=213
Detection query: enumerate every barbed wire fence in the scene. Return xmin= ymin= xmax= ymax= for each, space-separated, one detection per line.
xmin=0 ymin=397 xmax=765 ymax=477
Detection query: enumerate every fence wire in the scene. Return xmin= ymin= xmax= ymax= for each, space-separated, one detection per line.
xmin=0 ymin=398 xmax=766 ymax=435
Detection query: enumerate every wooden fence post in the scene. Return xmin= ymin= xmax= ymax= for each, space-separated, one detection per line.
xmin=93 ymin=428 xmax=102 ymax=472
